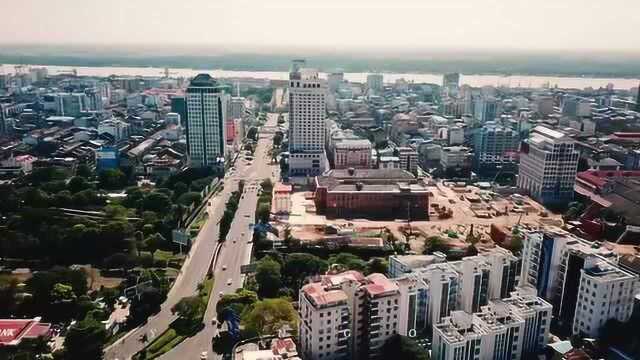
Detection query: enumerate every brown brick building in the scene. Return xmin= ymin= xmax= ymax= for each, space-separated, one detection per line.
xmin=314 ymin=168 xmax=429 ymax=220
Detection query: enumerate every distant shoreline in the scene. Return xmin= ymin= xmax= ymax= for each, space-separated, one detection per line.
xmin=1 ymin=52 xmax=640 ymax=81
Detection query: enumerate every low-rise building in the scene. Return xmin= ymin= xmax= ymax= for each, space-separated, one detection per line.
xmin=333 ymin=139 xmax=372 ymax=169
xmin=314 ymin=168 xmax=429 ymax=220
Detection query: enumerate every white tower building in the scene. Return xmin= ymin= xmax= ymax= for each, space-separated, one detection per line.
xmin=288 ymin=60 xmax=327 ymax=177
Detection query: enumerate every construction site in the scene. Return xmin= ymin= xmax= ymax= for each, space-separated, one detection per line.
xmin=273 ymin=180 xmax=563 ymax=254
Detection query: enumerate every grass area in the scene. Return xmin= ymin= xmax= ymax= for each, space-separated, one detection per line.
xmin=189 ymin=212 xmax=209 ymax=237
xmin=134 ymin=277 xmax=214 ymax=359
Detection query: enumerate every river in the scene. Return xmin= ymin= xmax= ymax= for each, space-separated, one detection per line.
xmin=2 ymin=64 xmax=639 ymax=90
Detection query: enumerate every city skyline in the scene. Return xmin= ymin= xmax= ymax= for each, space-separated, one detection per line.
xmin=2 ymin=0 xmax=640 ymax=53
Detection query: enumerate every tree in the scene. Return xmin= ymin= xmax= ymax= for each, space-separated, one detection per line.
xmin=76 ymin=164 xmax=93 ymax=179
xmin=257 ymin=203 xmax=271 ymax=223
xmin=50 ymin=283 xmax=77 ymax=303
xmin=423 ymin=236 xmax=451 ymax=255
xmin=366 ymin=257 xmax=388 ymax=275
xmin=255 ymin=256 xmax=282 ymax=298
xmin=241 ymin=298 xmax=298 ymax=336
xmin=381 ymin=335 xmax=429 ymax=360
xmin=171 ymin=296 xmax=205 ymax=322
xmin=98 ymin=169 xmax=127 ymax=190
xmin=216 ymin=289 xmax=259 ymax=323
xmin=128 ymin=287 xmax=165 ymax=326
xmin=67 ymin=176 xmax=91 ymax=193
xmin=172 ymin=181 xmax=189 ymax=200
xmin=142 ymin=192 xmax=172 ymax=212
xmin=104 ymin=204 xmax=129 ymax=219
xmin=103 ymin=253 xmax=135 ymax=271
xmin=177 ymin=192 xmax=202 ymax=206
xmin=145 ymin=233 xmax=165 ymax=261
xmin=282 ymin=253 xmax=327 ymax=290
xmin=328 ymin=253 xmax=367 ymax=272
xmin=63 ymin=314 xmax=108 ymax=360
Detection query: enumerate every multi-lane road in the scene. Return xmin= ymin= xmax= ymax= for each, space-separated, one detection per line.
xmin=106 ymin=113 xmax=280 ymax=360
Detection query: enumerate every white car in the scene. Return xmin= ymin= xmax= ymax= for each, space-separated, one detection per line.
xmin=200 ymin=351 xmax=208 ymax=359
xmin=222 ymin=265 xmax=227 ymax=271
xmin=227 ymin=278 xmax=233 ymax=286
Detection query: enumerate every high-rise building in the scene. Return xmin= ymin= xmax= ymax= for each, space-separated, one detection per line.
xmin=327 ymin=72 xmax=344 ymax=93
xmin=170 ymin=96 xmax=187 ymax=126
xmin=517 ymin=126 xmax=579 ymax=206
xmin=298 ymin=271 xmax=401 ymax=360
xmin=442 ymin=73 xmax=460 ymax=96
xmin=186 ymin=74 xmax=228 ymax=168
xmin=519 ymin=228 xmax=638 ymax=336
xmin=288 ymin=60 xmax=327 ymax=177
xmin=366 ymin=73 xmax=384 ymax=94
xmin=473 ymin=96 xmax=498 ymax=123
xmin=472 ymin=123 xmax=520 ymax=174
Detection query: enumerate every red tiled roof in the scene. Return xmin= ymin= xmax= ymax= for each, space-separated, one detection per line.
xmin=576 ymin=170 xmax=640 ymax=189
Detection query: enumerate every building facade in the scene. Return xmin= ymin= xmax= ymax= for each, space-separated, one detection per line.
xmin=288 ymin=60 xmax=327 ymax=177
xmin=299 ymin=271 xmax=401 ymax=360
xmin=517 ymin=126 xmax=579 ymax=206
xmin=186 ymin=74 xmax=228 ymax=168
xmin=472 ymin=123 xmax=520 ymax=174
xmin=333 ymin=139 xmax=372 ymax=169
xmin=314 ymin=168 xmax=429 ymax=220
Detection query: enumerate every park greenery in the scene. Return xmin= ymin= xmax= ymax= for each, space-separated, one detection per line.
xmin=136 ymin=277 xmax=213 ymax=359
xmin=0 ymin=163 xmax=221 ymax=356
xmin=219 ymin=180 xmax=244 ymax=242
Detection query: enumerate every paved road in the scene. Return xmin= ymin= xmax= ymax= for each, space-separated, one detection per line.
xmin=160 ymin=113 xmax=280 ymax=360
xmin=105 ymin=113 xmax=280 ymax=360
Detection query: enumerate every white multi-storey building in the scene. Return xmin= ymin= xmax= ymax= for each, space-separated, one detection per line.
xmin=186 ymin=74 xmax=228 ymax=168
xmin=517 ymin=126 xmax=579 ymax=206
xmin=432 ymin=289 xmax=552 ymax=360
xmin=572 ymin=259 xmax=638 ymax=337
xmin=519 ymin=228 xmax=637 ymax=336
xmin=299 ymin=271 xmax=401 ymax=360
xmin=288 ymin=60 xmax=327 ymax=177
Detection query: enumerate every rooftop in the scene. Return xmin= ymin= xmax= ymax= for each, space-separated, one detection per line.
xmin=0 ymin=318 xmax=51 ymax=346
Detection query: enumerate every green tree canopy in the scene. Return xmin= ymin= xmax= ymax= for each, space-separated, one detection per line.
xmin=63 ymin=314 xmax=108 ymax=360
xmin=171 ymin=296 xmax=205 ymax=322
xmin=381 ymin=335 xmax=429 ymax=360
xmin=282 ymin=253 xmax=327 ymax=290
xmin=328 ymin=253 xmax=367 ymax=272
xmin=423 ymin=236 xmax=451 ymax=255
xmin=98 ymin=169 xmax=127 ymax=190
xmin=255 ymin=256 xmax=282 ymax=298
xmin=366 ymin=257 xmax=388 ymax=275
xmin=142 ymin=192 xmax=172 ymax=213
xmin=241 ymin=298 xmax=298 ymax=336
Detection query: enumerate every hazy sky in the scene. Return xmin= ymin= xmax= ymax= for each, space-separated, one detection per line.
xmin=2 ymin=0 xmax=639 ymax=52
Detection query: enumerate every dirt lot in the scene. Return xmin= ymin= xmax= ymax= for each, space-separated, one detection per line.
xmin=282 ymin=181 xmax=563 ymax=253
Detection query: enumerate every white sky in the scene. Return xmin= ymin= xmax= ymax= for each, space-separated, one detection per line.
xmin=2 ymin=0 xmax=639 ymax=52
